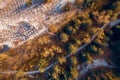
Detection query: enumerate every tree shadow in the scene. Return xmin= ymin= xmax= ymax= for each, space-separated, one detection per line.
xmin=0 ymin=45 xmax=10 ymax=53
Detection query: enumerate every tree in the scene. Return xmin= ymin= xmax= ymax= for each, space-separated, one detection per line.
xmin=98 ymin=48 xmax=104 ymax=55
xmin=48 ymin=24 xmax=58 ymax=33
xmin=16 ymin=71 xmax=25 ymax=79
xmin=74 ymin=19 xmax=81 ymax=26
xmin=70 ymin=56 xmax=78 ymax=66
xmin=58 ymin=56 xmax=66 ymax=64
xmin=38 ymin=58 xmax=48 ymax=72
xmin=64 ymin=26 xmax=78 ymax=35
xmin=97 ymin=28 xmax=105 ymax=40
xmin=83 ymin=34 xmax=91 ymax=44
xmin=83 ymin=0 xmax=107 ymax=10
xmin=52 ymin=72 xmax=59 ymax=80
xmin=65 ymin=26 xmax=73 ymax=34
xmin=26 ymin=0 xmax=32 ymax=6
xmin=90 ymin=45 xmax=98 ymax=53
xmin=71 ymin=67 xmax=79 ymax=79
xmin=112 ymin=1 xmax=120 ymax=12
xmin=67 ymin=43 xmax=78 ymax=53
xmin=86 ymin=54 xmax=93 ymax=64
xmin=62 ymin=3 xmax=74 ymax=12
xmin=59 ymin=33 xmax=69 ymax=42
xmin=0 ymin=54 xmax=9 ymax=61
xmin=74 ymin=39 xmax=81 ymax=46
xmin=80 ymin=19 xmax=92 ymax=30
xmin=54 ymin=65 xmax=61 ymax=73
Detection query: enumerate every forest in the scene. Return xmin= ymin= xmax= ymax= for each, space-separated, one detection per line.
xmin=0 ymin=0 xmax=120 ymax=80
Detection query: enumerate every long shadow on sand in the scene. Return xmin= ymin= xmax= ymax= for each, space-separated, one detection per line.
xmin=0 ymin=45 xmax=10 ymax=53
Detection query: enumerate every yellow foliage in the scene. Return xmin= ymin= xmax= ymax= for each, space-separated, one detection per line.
xmin=38 ymin=58 xmax=48 ymax=72
xmin=38 ymin=36 xmax=50 ymax=44
xmin=25 ymin=0 xmax=32 ymax=6
xmin=89 ymin=27 xmax=100 ymax=35
xmin=16 ymin=71 xmax=25 ymax=78
xmin=52 ymin=72 xmax=59 ymax=80
xmin=39 ymin=68 xmax=45 ymax=73
xmin=83 ymin=33 xmax=91 ymax=43
xmin=91 ymin=45 xmax=98 ymax=52
xmin=54 ymin=65 xmax=61 ymax=73
xmin=69 ymin=44 xmax=78 ymax=53
xmin=56 ymin=47 xmax=62 ymax=53
xmin=41 ymin=45 xmax=63 ymax=58
xmin=92 ymin=11 xmax=110 ymax=24
xmin=87 ymin=54 xmax=93 ymax=64
xmin=51 ymin=45 xmax=56 ymax=50
xmin=98 ymin=48 xmax=104 ymax=55
xmin=58 ymin=56 xmax=66 ymax=64
xmin=51 ymin=45 xmax=62 ymax=52
xmin=42 ymin=50 xmax=50 ymax=57
xmin=60 ymin=33 xmax=69 ymax=42
xmin=71 ymin=56 xmax=78 ymax=65
xmin=41 ymin=45 xmax=63 ymax=57
xmin=90 ymin=28 xmax=104 ymax=39
xmin=83 ymin=37 xmax=91 ymax=43
xmin=49 ymin=24 xmax=58 ymax=33
xmin=98 ymin=32 xmax=105 ymax=39
xmin=0 ymin=54 xmax=9 ymax=61
xmin=71 ymin=68 xmax=79 ymax=79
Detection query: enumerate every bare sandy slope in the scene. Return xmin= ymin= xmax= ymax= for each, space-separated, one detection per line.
xmin=0 ymin=0 xmax=75 ymax=47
